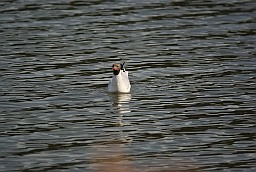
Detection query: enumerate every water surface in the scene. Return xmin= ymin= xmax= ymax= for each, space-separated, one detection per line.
xmin=0 ymin=0 xmax=255 ymax=171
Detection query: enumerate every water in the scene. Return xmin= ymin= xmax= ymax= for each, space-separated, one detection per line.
xmin=0 ymin=0 xmax=255 ymax=171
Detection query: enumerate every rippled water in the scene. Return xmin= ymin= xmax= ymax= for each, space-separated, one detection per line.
xmin=0 ymin=0 xmax=255 ymax=171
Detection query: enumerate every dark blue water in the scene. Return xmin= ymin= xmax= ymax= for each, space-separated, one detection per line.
xmin=0 ymin=0 xmax=255 ymax=171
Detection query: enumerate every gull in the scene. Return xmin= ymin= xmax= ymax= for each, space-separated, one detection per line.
xmin=108 ymin=62 xmax=131 ymax=93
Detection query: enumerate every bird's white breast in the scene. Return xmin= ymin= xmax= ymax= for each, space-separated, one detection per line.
xmin=108 ymin=70 xmax=131 ymax=93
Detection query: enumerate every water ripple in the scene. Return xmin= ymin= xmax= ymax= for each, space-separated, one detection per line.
xmin=1 ymin=0 xmax=255 ymax=171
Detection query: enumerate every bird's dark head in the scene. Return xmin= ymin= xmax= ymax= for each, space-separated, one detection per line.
xmin=112 ymin=63 xmax=122 ymax=75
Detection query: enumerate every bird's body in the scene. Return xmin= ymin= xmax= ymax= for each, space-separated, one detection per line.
xmin=108 ymin=63 xmax=131 ymax=93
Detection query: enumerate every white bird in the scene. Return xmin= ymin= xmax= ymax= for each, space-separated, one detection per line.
xmin=108 ymin=63 xmax=131 ymax=93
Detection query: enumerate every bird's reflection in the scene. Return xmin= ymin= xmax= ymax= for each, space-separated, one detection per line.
xmin=108 ymin=93 xmax=131 ymax=114
xmin=108 ymin=93 xmax=131 ymax=127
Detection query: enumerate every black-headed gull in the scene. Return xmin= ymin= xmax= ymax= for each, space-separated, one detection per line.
xmin=108 ymin=63 xmax=131 ymax=93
